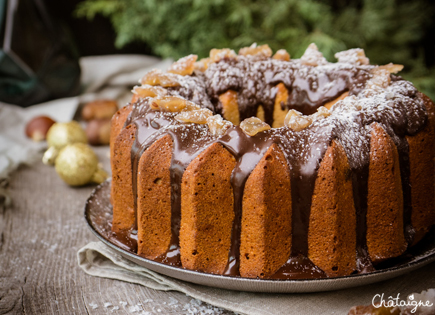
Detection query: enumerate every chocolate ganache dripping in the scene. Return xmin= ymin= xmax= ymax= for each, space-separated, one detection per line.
xmin=205 ymin=58 xmax=370 ymax=122
xmin=218 ymin=128 xmax=274 ymax=275
xmin=119 ymin=55 xmax=427 ymax=279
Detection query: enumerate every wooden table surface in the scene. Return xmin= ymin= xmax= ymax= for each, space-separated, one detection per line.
xmin=0 ymin=147 xmax=232 ymax=314
xmin=2 ymin=145 xmax=435 ymax=315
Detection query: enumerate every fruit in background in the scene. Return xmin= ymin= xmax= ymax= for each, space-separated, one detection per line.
xmin=86 ymin=118 xmax=111 ymax=145
xmin=81 ymin=100 xmax=118 ymax=121
xmin=25 ymin=116 xmax=56 ymax=141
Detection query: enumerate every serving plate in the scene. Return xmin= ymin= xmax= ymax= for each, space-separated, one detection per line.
xmin=84 ymin=180 xmax=435 ymax=293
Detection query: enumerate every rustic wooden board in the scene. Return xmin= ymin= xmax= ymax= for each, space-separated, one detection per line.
xmin=2 ymin=146 xmax=435 ymax=315
xmin=0 ymin=147 xmax=232 ymax=314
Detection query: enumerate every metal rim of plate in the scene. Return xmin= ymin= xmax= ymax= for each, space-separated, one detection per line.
xmin=84 ymin=180 xmax=435 ymax=293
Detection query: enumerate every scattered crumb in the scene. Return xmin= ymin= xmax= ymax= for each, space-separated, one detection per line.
xmin=128 ymin=305 xmax=142 ymax=313
xmin=168 ymin=297 xmax=179 ymax=306
xmin=182 ymin=298 xmax=225 ymax=315
xmin=89 ymin=302 xmax=98 ymax=309
xmin=48 ymin=244 xmax=58 ymax=253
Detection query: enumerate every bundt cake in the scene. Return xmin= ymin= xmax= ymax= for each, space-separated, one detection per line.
xmin=109 ymin=43 xmax=435 ymax=279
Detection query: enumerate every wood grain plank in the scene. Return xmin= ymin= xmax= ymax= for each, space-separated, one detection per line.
xmin=0 ymin=147 xmax=231 ymax=315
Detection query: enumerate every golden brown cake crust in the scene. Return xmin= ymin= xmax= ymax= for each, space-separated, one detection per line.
xmin=112 ymin=124 xmax=137 ymax=233
xmin=109 ymin=45 xmax=435 ymax=279
xmin=324 ymin=92 xmax=349 ymax=110
xmin=240 ymin=143 xmax=292 ymax=279
xmin=272 ymin=83 xmax=289 ymax=128
xmin=137 ymin=134 xmax=173 ymax=259
xmin=110 ymin=104 xmax=133 ymax=203
xmin=367 ymin=123 xmax=407 ymax=263
xmin=256 ymin=105 xmax=266 ymax=122
xmin=219 ymin=90 xmax=240 ymax=125
xmin=110 ymin=104 xmax=133 ymax=162
xmin=407 ymin=94 xmax=435 ymax=244
xmin=308 ymin=140 xmax=357 ymax=277
xmin=180 ymin=143 xmax=236 ymax=274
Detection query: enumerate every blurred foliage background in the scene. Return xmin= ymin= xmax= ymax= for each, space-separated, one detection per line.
xmin=76 ymin=0 xmax=435 ymax=99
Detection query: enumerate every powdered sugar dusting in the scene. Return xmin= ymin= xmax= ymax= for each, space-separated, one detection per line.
xmin=335 ymin=48 xmax=370 ymax=65
xmin=300 ymin=43 xmax=328 ymax=66
xmin=183 ymin=298 xmax=225 ymax=315
xmin=125 ymin=46 xmax=429 ymax=276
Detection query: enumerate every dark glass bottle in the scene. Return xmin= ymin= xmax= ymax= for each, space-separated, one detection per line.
xmin=0 ymin=0 xmax=81 ymax=106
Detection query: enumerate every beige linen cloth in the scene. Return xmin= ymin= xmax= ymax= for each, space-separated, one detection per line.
xmin=0 ymin=55 xmax=171 ymax=203
xmin=77 ymin=241 xmax=435 ymax=315
xmin=2 ymin=54 xmax=435 ymax=315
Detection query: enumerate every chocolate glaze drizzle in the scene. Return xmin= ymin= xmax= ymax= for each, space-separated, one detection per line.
xmin=218 ymin=128 xmax=274 ymax=275
xmin=117 ymin=55 xmax=428 ymax=279
xmin=205 ymin=58 xmax=370 ymax=121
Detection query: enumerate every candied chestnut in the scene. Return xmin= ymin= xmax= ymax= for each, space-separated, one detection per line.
xmin=25 ymin=116 xmax=56 ymax=141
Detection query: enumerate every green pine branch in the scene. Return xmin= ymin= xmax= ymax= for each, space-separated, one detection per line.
xmin=75 ymin=0 xmax=435 ymax=99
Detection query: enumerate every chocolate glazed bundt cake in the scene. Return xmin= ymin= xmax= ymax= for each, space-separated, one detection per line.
xmin=110 ymin=43 xmax=435 ymax=279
